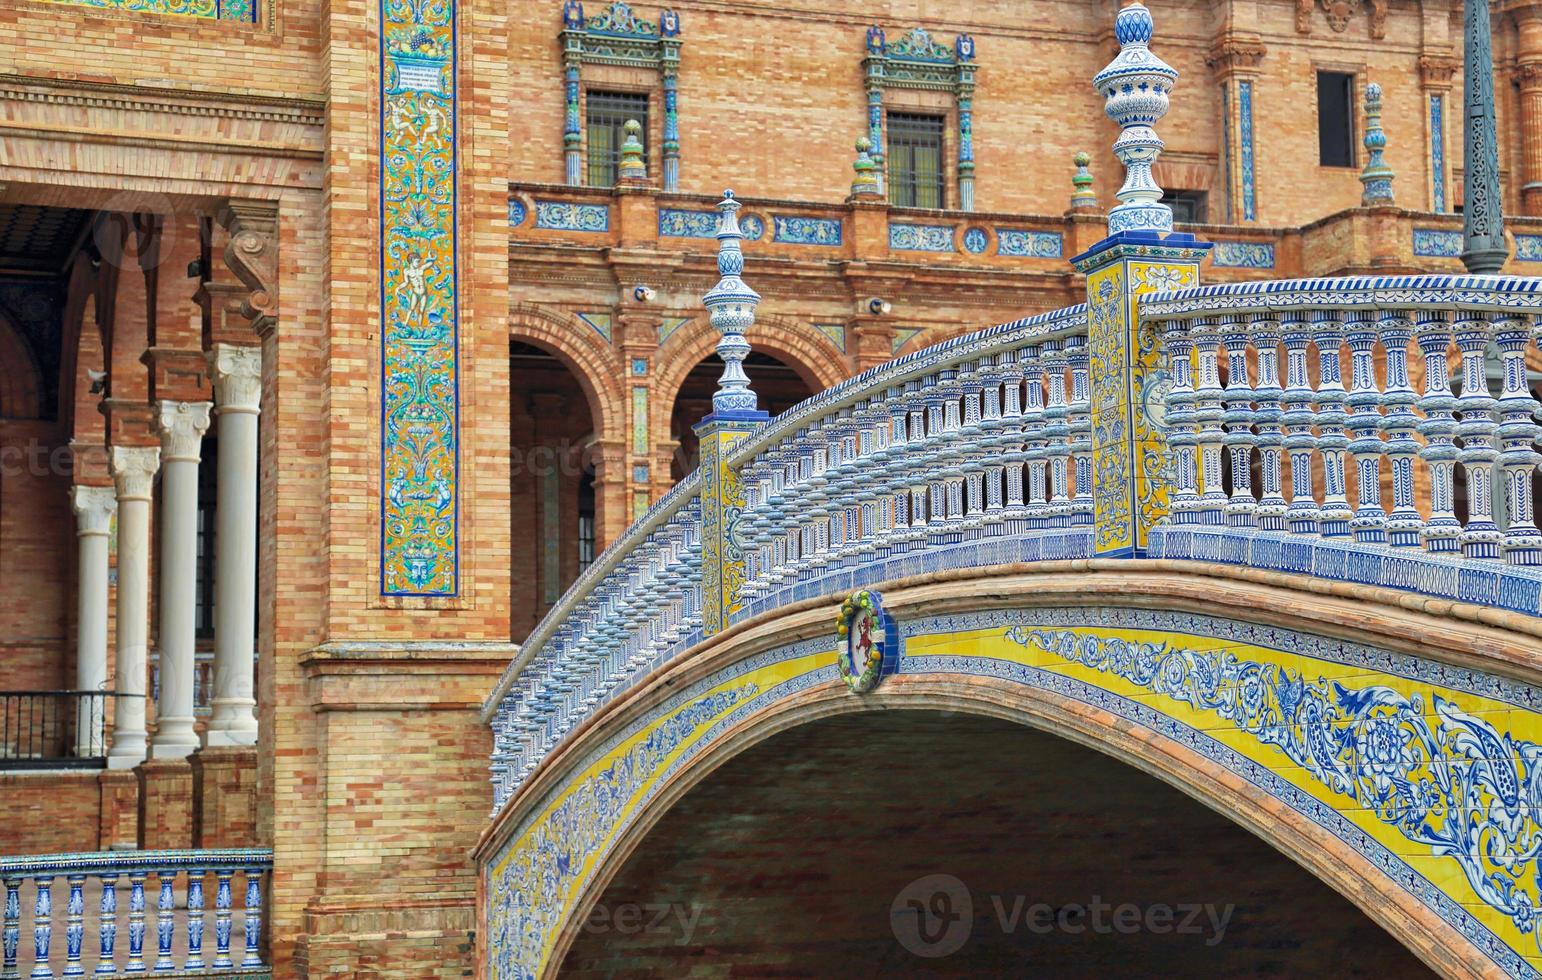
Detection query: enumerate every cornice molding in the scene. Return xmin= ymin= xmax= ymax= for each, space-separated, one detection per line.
xmin=0 ymin=74 xmax=325 ymax=126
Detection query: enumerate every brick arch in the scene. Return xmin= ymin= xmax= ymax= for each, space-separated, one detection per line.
xmin=509 ymin=304 xmax=625 ymax=444
xmin=0 ymin=310 xmax=44 ymax=420
xmin=483 ymin=569 xmax=1527 ymax=980
xmin=653 ymin=314 xmax=849 ymax=423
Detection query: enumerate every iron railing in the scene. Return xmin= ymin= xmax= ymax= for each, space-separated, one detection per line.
xmin=0 ymin=692 xmax=130 ymax=769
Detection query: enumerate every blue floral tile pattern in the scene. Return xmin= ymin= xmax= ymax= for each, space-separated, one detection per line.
xmin=996 ymin=229 xmax=1063 ymax=258
xmin=1210 ymin=241 xmax=1275 ymax=268
xmin=535 ymin=201 xmax=609 ymax=232
xmin=772 ymin=215 xmax=841 ymax=246
xmin=890 ymin=223 xmax=955 ymax=252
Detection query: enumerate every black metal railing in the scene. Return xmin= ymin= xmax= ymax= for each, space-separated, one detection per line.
xmin=0 ymin=691 xmax=128 ymax=769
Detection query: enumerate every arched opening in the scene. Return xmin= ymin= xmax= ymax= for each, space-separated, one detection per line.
xmin=510 ymin=340 xmax=598 ymax=641
xmin=668 ymin=351 xmax=815 ymax=482
xmin=561 ymin=710 xmax=1430 ymax=976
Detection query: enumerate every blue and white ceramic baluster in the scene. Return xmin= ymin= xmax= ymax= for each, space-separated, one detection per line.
xmin=937 ymin=368 xmax=967 ymax=544
xmin=3 ymin=876 xmax=19 ymax=980
xmin=856 ymin=400 xmax=883 ymax=556
xmin=1219 ymin=315 xmax=1257 ymax=528
xmin=124 ymin=870 xmax=146 ymax=973
xmin=840 ymin=409 xmax=864 ymax=564
xmin=1191 ymin=316 xmax=1227 ymax=525
xmin=185 ymin=870 xmax=205 ymax=970
xmin=62 ymin=875 xmax=84 ymax=978
xmin=241 ymin=868 xmax=263 ymax=968
xmin=212 ymin=869 xmax=233 ymax=970
xmin=1280 ymin=311 xmax=1319 ymax=535
xmin=959 ymin=362 xmax=988 ymax=538
xmin=1159 ymin=315 xmax=1199 ymax=525
xmin=1379 ymin=310 xmax=1424 ymax=548
xmin=875 ymin=386 xmax=906 ymax=558
xmin=996 ymin=350 xmax=1029 ymax=535
xmin=790 ymin=428 xmax=815 ymax=574
xmin=1455 ymin=312 xmax=1501 ymax=559
xmin=1250 ymin=313 xmax=1288 ymax=531
xmin=1020 ymin=344 xmax=1049 ymax=529
xmin=1344 ymin=309 xmax=1387 ymax=544
xmin=1311 ymin=311 xmax=1353 ymax=537
xmin=906 ymin=380 xmax=930 ymax=552
xmin=1065 ymin=337 xmax=1094 ymax=528
xmin=31 ymin=875 xmax=52 ymax=980
xmin=978 ymin=354 xmax=1008 ymax=537
xmin=94 ymin=874 xmax=116 ymax=977
xmin=1041 ymin=340 xmax=1071 ymax=528
xmin=152 ymin=869 xmax=175 ymax=971
xmin=920 ymin=374 xmax=947 ymax=546
xmin=1496 ymin=315 xmax=1542 ymax=564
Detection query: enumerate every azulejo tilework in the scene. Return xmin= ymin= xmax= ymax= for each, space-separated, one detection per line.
xmin=380 ymin=0 xmax=459 ymax=596
xmin=813 ymin=323 xmax=846 ymax=352
xmin=1238 ymin=79 xmax=1256 ymax=221
xmin=961 ymin=227 xmax=989 ymax=254
xmin=658 ymin=208 xmax=718 ymax=239
xmin=38 ymin=0 xmax=256 ymax=19
xmin=576 ymin=311 xmax=611 ymax=342
xmin=508 ymin=196 xmax=528 ymax=228
xmin=1430 ymin=93 xmax=1447 ymax=213
xmin=1412 ymin=227 xmax=1462 ymax=258
xmin=1516 ymin=234 xmax=1542 ymax=263
xmin=657 ymin=316 xmax=688 ymax=343
xmin=996 ymin=229 xmax=1063 ymax=258
xmin=486 ymin=608 xmax=1542 ymax=979
xmin=771 ymin=215 xmax=841 ymax=246
xmin=888 ymin=222 xmax=955 ymax=252
xmin=534 ymin=200 xmax=609 ymax=232
xmin=1210 ymin=241 xmax=1275 ymax=268
xmin=739 ymin=213 xmax=766 ymax=242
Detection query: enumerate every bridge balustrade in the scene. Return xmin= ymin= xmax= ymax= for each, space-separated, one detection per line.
xmin=486 ymin=273 xmax=1542 ymax=810
xmin=0 ymin=849 xmax=271 ymax=978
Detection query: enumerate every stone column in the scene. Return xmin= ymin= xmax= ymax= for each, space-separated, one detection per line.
xmin=206 ymin=345 xmax=261 ymax=747
xmin=107 ymin=446 xmax=160 ymax=769
xmin=149 ymin=400 xmax=212 ymax=760
xmin=71 ymin=485 xmax=117 ymax=755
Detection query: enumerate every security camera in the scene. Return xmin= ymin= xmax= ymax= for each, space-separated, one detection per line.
xmin=87 ymin=369 xmax=107 ymax=395
xmin=633 ymin=284 xmax=657 ymax=303
xmin=868 ymin=297 xmax=891 ymax=316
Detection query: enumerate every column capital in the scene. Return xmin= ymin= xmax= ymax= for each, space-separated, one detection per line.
xmin=156 ymin=400 xmax=213 ymax=463
xmin=1205 ymin=36 xmax=1266 ymax=76
xmin=110 ymin=445 xmax=162 ymax=501
xmin=208 ymin=344 xmax=263 ymax=415
xmin=71 ymin=484 xmax=118 ymax=536
xmin=1419 ymin=55 xmax=1459 ymax=90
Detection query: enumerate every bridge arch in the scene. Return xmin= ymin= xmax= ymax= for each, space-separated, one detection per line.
xmin=480 ymin=569 xmax=1532 ymax=979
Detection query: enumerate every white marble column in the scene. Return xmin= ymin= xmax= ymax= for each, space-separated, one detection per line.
xmin=70 ymin=485 xmax=116 ymax=755
xmin=107 ymin=446 xmax=160 ymax=769
xmin=206 ymin=345 xmax=261 ymax=747
xmin=149 ymin=400 xmax=212 ymax=760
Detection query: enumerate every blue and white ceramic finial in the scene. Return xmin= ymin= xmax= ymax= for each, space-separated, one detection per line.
xmin=1359 ymin=81 xmax=1395 ymax=206
xmin=702 ymin=189 xmax=761 ymax=416
xmin=1092 ymin=2 xmax=1178 ymax=235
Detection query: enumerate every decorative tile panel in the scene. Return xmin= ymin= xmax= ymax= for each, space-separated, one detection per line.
xmin=1430 ymin=93 xmax=1447 ymax=214
xmin=38 ymin=0 xmax=256 ymax=19
xmin=534 ymin=201 xmax=609 ymax=231
xmin=813 ymin=323 xmax=846 ymax=353
xmin=771 ymin=215 xmax=841 ymax=246
xmin=961 ymin=227 xmax=989 ymax=254
xmin=632 ymin=464 xmax=650 ymax=483
xmin=1412 ymin=228 xmax=1461 ymax=258
xmin=891 ymin=327 xmax=922 ymax=354
xmin=658 ymin=317 xmax=689 ymax=343
xmin=630 ymin=357 xmax=648 ymax=375
xmin=575 ymin=311 xmax=611 ymax=342
xmin=1516 ymin=234 xmax=1542 ymax=262
xmin=1238 ymin=80 xmax=1256 ymax=221
xmin=888 ymin=223 xmax=955 ymax=252
xmin=996 ymin=229 xmax=1063 ymax=258
xmin=740 ymin=214 xmax=766 ymax=241
xmin=381 ymin=0 xmax=459 ymax=596
xmin=508 ymin=197 xmax=527 ymax=228
xmin=658 ymin=208 xmax=718 ymax=239
xmin=1210 ymin=241 xmax=1275 ymax=268
xmin=631 ymin=386 xmax=648 ymax=454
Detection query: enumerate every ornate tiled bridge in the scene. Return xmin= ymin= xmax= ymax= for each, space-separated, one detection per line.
xmin=477 ymin=7 xmax=1542 ymax=979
